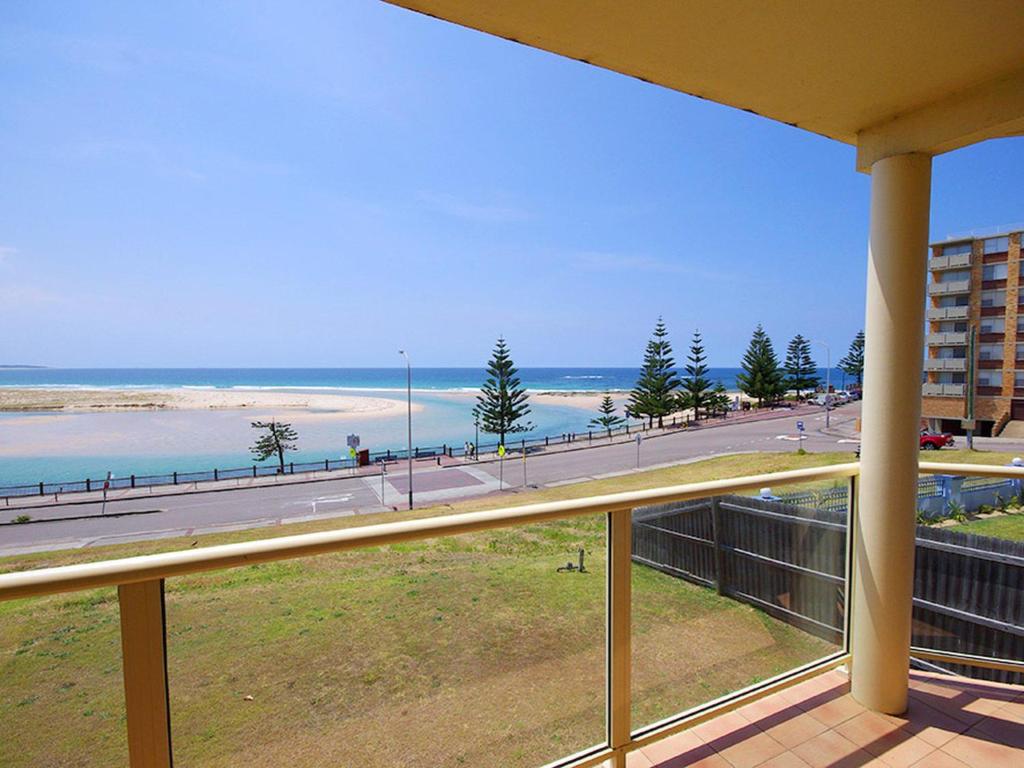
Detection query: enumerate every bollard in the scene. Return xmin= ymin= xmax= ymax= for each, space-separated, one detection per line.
xmin=325 ymin=459 xmax=329 ymax=471
xmin=86 ymin=478 xmax=91 ymax=492
xmin=545 ymin=436 xmax=549 ymax=446
xmin=39 ymin=481 xmax=44 ymax=496
xmin=289 ymin=462 xmax=294 ymax=474
xmin=131 ymin=474 xmax=136 ymax=489
xmin=252 ymin=466 xmax=257 ymax=478
xmin=588 ymin=431 xmax=592 ymax=442
xmin=213 ymin=469 xmax=218 ymax=482
xmin=173 ymin=471 xmax=178 ymax=485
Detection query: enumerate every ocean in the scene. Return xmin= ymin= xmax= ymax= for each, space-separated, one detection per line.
xmin=0 ymin=366 xmax=848 ymax=392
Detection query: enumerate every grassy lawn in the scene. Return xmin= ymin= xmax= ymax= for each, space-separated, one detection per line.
xmin=6 ymin=447 xmax=1014 ymax=767
xmin=949 ymin=512 xmax=1024 ymax=542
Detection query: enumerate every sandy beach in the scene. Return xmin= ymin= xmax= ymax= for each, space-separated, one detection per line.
xmin=0 ymin=387 xmax=419 ymax=420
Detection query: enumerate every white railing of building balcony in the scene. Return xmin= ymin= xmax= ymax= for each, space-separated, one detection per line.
xmin=0 ymin=461 xmax=1021 ymax=768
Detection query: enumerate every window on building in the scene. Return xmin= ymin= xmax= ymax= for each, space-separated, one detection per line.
xmin=979 ymin=343 xmax=1003 ymax=360
xmin=983 ymin=236 xmax=1010 ymax=254
xmin=1017 ymin=343 xmax=1024 ymax=360
xmin=1018 ymin=316 xmax=1024 ymax=333
xmin=982 ymin=263 xmax=1008 ymax=281
xmin=1016 ymin=371 xmax=1024 ymax=388
xmin=939 ymin=269 xmax=971 ymax=282
xmin=981 ymin=290 xmax=1007 ymax=308
xmin=941 ymin=242 xmax=972 ymax=256
xmin=980 ymin=318 xmax=1005 ymax=334
xmin=978 ymin=370 xmax=1002 ymax=388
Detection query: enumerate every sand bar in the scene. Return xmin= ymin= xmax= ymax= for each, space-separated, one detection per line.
xmin=0 ymin=387 xmax=418 ymax=418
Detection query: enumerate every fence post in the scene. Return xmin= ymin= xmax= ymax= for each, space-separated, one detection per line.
xmin=325 ymin=459 xmax=330 ymax=471
xmin=710 ymin=498 xmax=726 ymax=595
xmin=131 ymin=475 xmax=136 ymax=489
xmin=289 ymin=462 xmax=294 ymax=474
xmin=118 ymin=579 xmax=172 ymax=768
xmin=213 ymin=469 xmax=218 ymax=482
xmin=545 ymin=436 xmax=549 ymax=447
xmin=86 ymin=478 xmax=91 ymax=492
xmin=172 ymin=472 xmax=177 ymax=485
xmin=589 ymin=431 xmax=592 ymax=442
xmin=607 ymin=508 xmax=632 ymax=767
xmin=252 ymin=466 xmax=257 ymax=478
xmin=39 ymin=481 xmax=44 ymax=496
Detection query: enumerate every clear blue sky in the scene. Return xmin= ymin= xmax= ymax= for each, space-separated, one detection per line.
xmin=1 ymin=2 xmax=1022 ymax=368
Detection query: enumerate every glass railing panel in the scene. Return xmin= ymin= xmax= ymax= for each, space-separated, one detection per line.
xmin=166 ymin=515 xmax=607 ymax=767
xmin=913 ymin=470 xmax=1024 ymax=684
xmin=0 ymin=587 xmax=127 ymax=767
xmin=630 ymin=477 xmax=849 ymax=732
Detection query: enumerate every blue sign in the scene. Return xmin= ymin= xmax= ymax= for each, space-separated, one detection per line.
xmin=796 ymin=421 xmax=805 ymax=432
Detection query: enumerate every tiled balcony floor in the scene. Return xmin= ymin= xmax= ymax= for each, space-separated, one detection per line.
xmin=624 ymin=668 xmax=1023 ymax=767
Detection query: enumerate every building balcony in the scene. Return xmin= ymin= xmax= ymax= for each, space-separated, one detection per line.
xmin=927 ymin=306 xmax=970 ymax=321
xmin=1 ymin=463 xmax=1021 ymax=768
xmin=924 ymin=358 xmax=967 ymax=372
xmin=927 ymin=332 xmax=969 ymax=346
xmin=928 ymin=280 xmax=972 ymax=296
xmin=923 ymin=383 xmax=966 ymax=397
xmin=930 ymin=252 xmax=972 ymax=271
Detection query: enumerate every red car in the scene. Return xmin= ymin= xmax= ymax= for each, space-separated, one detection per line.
xmin=919 ymin=431 xmax=954 ymax=450
xmin=855 ymin=431 xmax=953 ymax=457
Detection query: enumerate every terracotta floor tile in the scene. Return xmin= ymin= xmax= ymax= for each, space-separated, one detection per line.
xmin=994 ymin=698 xmax=1024 ymax=726
xmin=800 ymin=693 xmax=867 ymax=728
xmin=650 ymin=752 xmax=732 ymax=768
xmin=882 ymin=698 xmax=969 ymax=748
xmin=738 ymin=692 xmax=798 ymax=723
xmin=714 ymin=728 xmax=787 ymax=768
xmin=941 ymin=728 xmax=1024 ymax=766
xmin=758 ymin=708 xmax=830 ymax=750
xmin=692 ymin=711 xmax=754 ymax=745
xmin=791 ymin=729 xmax=878 ymax=768
xmin=909 ymin=750 xmax=969 ymax=767
xmin=627 ymin=750 xmax=655 ymax=768
xmin=970 ymin=708 xmax=1024 ymax=750
xmin=641 ymin=729 xmax=711 ymax=764
xmin=755 ymin=753 xmax=812 ymax=768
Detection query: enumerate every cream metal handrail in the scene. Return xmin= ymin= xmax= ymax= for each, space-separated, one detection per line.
xmin=0 ymin=463 xmax=858 ymax=602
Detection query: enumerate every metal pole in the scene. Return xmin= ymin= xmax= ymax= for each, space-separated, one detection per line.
xmin=399 ymin=350 xmax=413 ymax=510
xmin=825 ymin=344 xmax=831 ymax=429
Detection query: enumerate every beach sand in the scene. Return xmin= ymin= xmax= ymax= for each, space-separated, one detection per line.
xmin=0 ymin=387 xmax=418 ymax=420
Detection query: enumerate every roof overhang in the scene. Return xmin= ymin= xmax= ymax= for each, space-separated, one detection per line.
xmin=385 ymin=1 xmax=1024 ymax=172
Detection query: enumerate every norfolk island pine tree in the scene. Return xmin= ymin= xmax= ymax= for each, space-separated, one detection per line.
xmin=839 ymin=330 xmax=865 ymax=388
xmin=628 ymin=317 xmax=681 ymax=428
xmin=679 ymin=329 xmax=714 ymax=421
xmin=589 ymin=394 xmax=624 ymax=437
xmin=476 ymin=336 xmax=533 ymax=446
xmin=250 ymin=420 xmax=299 ymax=473
xmin=784 ymin=334 xmax=819 ymax=400
xmin=736 ymin=324 xmax=785 ymax=407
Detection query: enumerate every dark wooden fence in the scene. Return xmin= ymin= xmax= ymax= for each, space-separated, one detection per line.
xmin=633 ymin=496 xmax=1024 ymax=684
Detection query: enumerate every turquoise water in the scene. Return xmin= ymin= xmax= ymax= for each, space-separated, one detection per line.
xmin=0 ymin=367 xmax=849 ymax=487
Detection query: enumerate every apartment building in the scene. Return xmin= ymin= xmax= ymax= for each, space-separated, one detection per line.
xmin=923 ymin=229 xmax=1024 ymax=436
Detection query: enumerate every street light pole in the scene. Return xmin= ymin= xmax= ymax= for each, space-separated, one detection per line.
xmin=819 ymin=341 xmax=832 ymax=429
xmin=399 ymin=350 xmax=413 ymax=510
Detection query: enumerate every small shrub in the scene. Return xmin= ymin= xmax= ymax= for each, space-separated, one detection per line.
xmin=11 ymin=514 xmax=31 ymax=524
xmin=945 ymin=500 xmax=967 ymax=523
xmin=916 ymin=510 xmax=935 ymax=526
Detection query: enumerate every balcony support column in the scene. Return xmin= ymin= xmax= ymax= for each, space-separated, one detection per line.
xmin=852 ymin=152 xmax=931 ymax=714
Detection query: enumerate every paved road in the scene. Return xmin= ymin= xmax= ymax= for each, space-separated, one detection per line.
xmin=1 ymin=405 xmax=867 ymax=555
xmin=9 ymin=402 xmax=1023 ymax=556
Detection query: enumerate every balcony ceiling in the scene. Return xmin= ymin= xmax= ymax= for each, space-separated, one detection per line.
xmin=386 ymin=1 xmax=1024 ymax=170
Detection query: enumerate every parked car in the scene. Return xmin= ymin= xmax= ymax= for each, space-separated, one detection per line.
xmin=920 ymin=430 xmax=954 ymax=450
xmin=853 ymin=430 xmax=954 ymax=458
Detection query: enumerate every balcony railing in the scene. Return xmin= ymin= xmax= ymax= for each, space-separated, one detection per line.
xmin=926 ymin=305 xmax=970 ymax=320
xmin=923 ymin=358 xmax=967 ymax=372
xmin=929 ymin=252 xmax=972 ymax=271
xmin=927 ymin=331 xmax=968 ymax=346
xmin=928 ymin=279 xmax=971 ymax=296
xmin=0 ymin=462 xmax=1020 ymax=768
xmin=922 ymin=382 xmax=966 ymax=397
